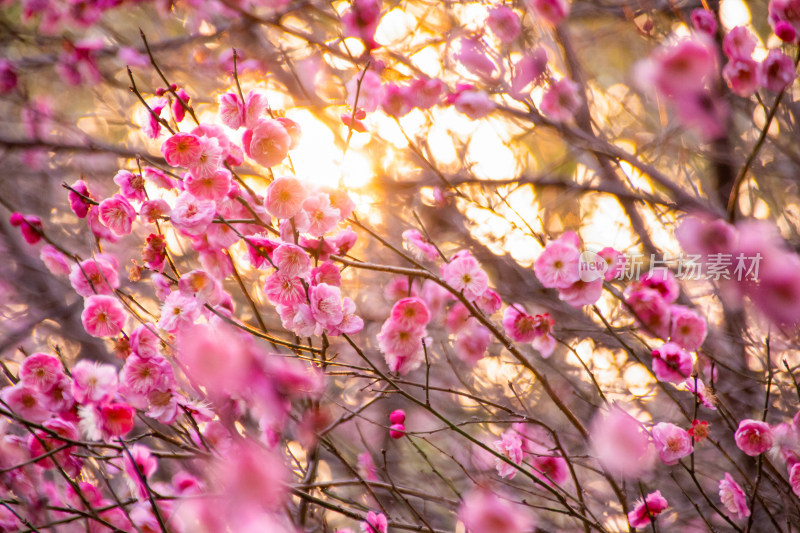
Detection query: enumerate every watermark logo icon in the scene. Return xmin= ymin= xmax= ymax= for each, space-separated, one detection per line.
xmin=579 ymin=250 xmax=607 ymax=282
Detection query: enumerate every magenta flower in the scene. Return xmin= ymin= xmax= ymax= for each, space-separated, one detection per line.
xmin=719 ymin=472 xmax=750 ymax=519
xmin=378 ymin=319 xmax=426 ymax=375
xmin=361 ymin=511 xmax=388 ymax=533
xmin=531 ymin=454 xmax=569 ymax=486
xmin=100 ymin=402 xmax=135 ymax=437
xmin=723 ymin=26 xmax=757 ymax=59
xmin=651 ymin=342 xmax=693 ymax=383
xmin=590 ymin=405 xmax=654 ymax=479
xmin=769 ymin=0 xmax=800 ymax=40
xmin=123 ymin=444 xmax=157 ymax=501
xmin=185 ymin=168 xmax=231 ymax=201
xmin=19 ymin=353 xmax=63 ymax=391
xmin=735 ymin=419 xmax=774 ymax=456
xmin=558 ymin=278 xmax=603 ymax=307
xmin=626 ymin=287 xmax=671 ymax=339
xmin=650 ymin=36 xmax=717 ymax=97
xmin=453 ymin=89 xmax=496 ymax=119
xmin=113 ymin=170 xmax=146 ymax=203
xmin=408 ymin=77 xmax=445 ymax=109
xmin=651 ymin=422 xmax=693 ymax=465
xmin=402 ymin=229 xmax=439 ymax=261
xmin=627 ymin=490 xmax=669 ymax=528
xmin=691 ymin=8 xmax=717 ymax=36
xmin=758 ymin=49 xmax=796 ymax=92
xmin=82 ymin=295 xmax=126 ymax=338
xmin=503 ymin=304 xmax=538 ymax=343
xmin=69 ymin=255 xmax=120 ymax=297
xmin=157 ymin=291 xmax=200 ymax=332
xmin=724 ymin=58 xmax=759 ymax=97
xmin=527 ymin=0 xmax=570 ymax=26
xmin=129 ymin=324 xmax=160 ymax=359
xmin=341 ymin=0 xmax=382 ymax=50
xmin=684 ymin=377 xmax=717 ymax=410
xmin=9 ymin=212 xmax=44 ymax=244
xmin=303 ymin=192 xmax=341 ymax=237
xmin=68 ymin=179 xmax=93 ymax=218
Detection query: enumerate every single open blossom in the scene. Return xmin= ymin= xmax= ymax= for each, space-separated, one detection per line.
xmin=402 ymin=229 xmax=439 ymax=261
xmin=651 ymin=342 xmax=693 ymax=383
xmin=100 ymin=402 xmax=135 ymax=437
xmin=649 ymin=36 xmax=718 ymax=97
xmin=735 ymin=419 xmax=774 ymax=456
xmin=158 ymin=291 xmax=200 ymax=332
xmin=130 ymin=323 xmax=161 ymax=359
xmin=453 ymin=89 xmax=496 ymax=119
xmin=187 ymin=136 xmax=223 ymax=179
xmin=264 ymin=272 xmax=306 ymax=307
xmin=98 ymin=194 xmax=136 ymax=235
xmin=719 ymin=472 xmax=750 ymax=519
xmin=273 ymin=243 xmax=311 ymax=278
xmin=723 ymin=26 xmax=757 ymax=59
xmin=243 ymin=118 xmax=291 ymax=167
xmin=758 ymin=49 xmax=796 ymax=92
xmin=493 ymin=430 xmax=524 ymax=479
xmin=459 ymin=488 xmax=536 ymax=533
xmin=503 ymin=304 xmax=538 ymax=343
xmin=82 ymin=295 xmax=126 ymax=338
xmin=540 ymin=78 xmax=581 ymax=121
xmin=303 ymin=193 xmax=341 ymax=237
xmin=442 ymin=254 xmax=489 ymax=301
xmin=476 ymin=288 xmax=502 ymax=315
xmin=170 ymin=192 xmax=216 ymax=236
xmin=558 ymin=278 xmax=603 ymax=307
xmin=627 ymin=490 xmax=669 ymax=528
xmin=591 ymin=405 xmax=654 ymax=479
xmin=328 ymin=297 xmax=364 ymax=336
xmin=40 ymin=244 xmax=71 ymax=276
xmin=72 ymin=360 xmax=119 ymax=404
xmin=488 ymin=6 xmax=521 ymax=43
xmin=185 ymin=168 xmax=231 ymax=201
xmin=455 ymin=319 xmax=490 ymax=364
xmin=669 ymin=305 xmax=707 ymax=351
xmin=381 ymin=83 xmax=412 ymax=117
xmin=724 ymin=58 xmax=759 ymax=97
xmin=161 ymin=132 xmax=203 ymax=167
xmin=69 ymin=255 xmax=120 ymax=297
xmin=378 ymin=319 xmax=426 ymax=375
xmin=279 ymin=303 xmax=323 ymax=337
xmin=1 ymin=383 xmax=50 ymax=422
xmin=651 ymin=422 xmax=693 ymax=465
xmin=536 ymin=240 xmax=580 ymax=290
xmin=113 ymin=170 xmax=146 ymax=203
xmin=20 ymin=353 xmax=63 ymax=391
xmin=689 ymin=419 xmax=710 ymax=442
xmin=408 ymin=77 xmax=445 ymax=109
xmin=390 ymin=297 xmax=431 ymax=329
xmin=309 ymin=283 xmax=344 ymax=327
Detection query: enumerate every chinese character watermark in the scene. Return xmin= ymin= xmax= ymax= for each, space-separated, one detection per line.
xmin=578 ymin=251 xmax=761 ymax=282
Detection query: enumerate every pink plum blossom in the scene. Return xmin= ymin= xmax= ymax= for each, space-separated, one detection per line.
xmin=69 ymin=255 xmax=119 ymax=297
xmin=402 ymin=229 xmax=439 ymax=261
xmin=724 ymin=58 xmax=759 ymax=97
xmin=442 ymin=254 xmax=489 ymax=301
xmin=651 ymin=422 xmax=693 ymax=465
xmin=342 ymin=0 xmax=382 ymax=49
xmin=558 ymin=278 xmax=603 ymax=307
xmin=390 ymin=297 xmax=431 ymax=329
xmin=453 ymin=89 xmax=496 ymax=119
xmin=590 ymin=405 xmax=654 ymax=479
xmin=303 ymin=193 xmax=341 ymax=237
xmin=100 ymin=402 xmax=135 ymax=437
xmin=719 ymin=472 xmax=750 ymax=519
xmin=170 ymin=192 xmax=216 ymax=236
xmin=264 ymin=272 xmax=306 ymax=306
xmin=540 ymin=78 xmax=581 ymax=121
xmin=161 ymin=132 xmax=203 ymax=167
xmin=113 ymin=170 xmax=146 ymax=203
xmin=98 ymin=194 xmax=136 ymax=235
xmin=361 ymin=511 xmax=387 ymax=533
xmin=68 ymin=179 xmax=93 ymax=218
xmin=626 ymin=287 xmax=671 ymax=339
xmin=488 ymin=6 xmax=521 ymax=43
xmin=691 ymin=8 xmax=717 ymax=36
xmin=534 ymin=237 xmax=581 ymax=289
xmin=71 ymin=360 xmax=118 ymax=404
xmin=185 ymin=168 xmax=231 ymax=201
xmin=309 ymin=283 xmax=344 ymax=327
xmin=627 ymin=490 xmax=669 ymax=528
xmin=458 ymin=488 xmax=536 ymax=533
xmin=158 ymin=291 xmax=200 ymax=332
xmin=758 ymin=49 xmax=796 ymax=92
xmin=454 ymin=319 xmax=491 ymax=364
xmin=527 ymin=0 xmax=570 ymax=26
xmin=273 ymin=243 xmax=311 ymax=277
xmin=669 ymin=305 xmax=707 ymax=350
xmin=82 ymin=295 xmax=126 ymax=338
xmin=735 ymin=419 xmax=774 ymax=456
xmin=651 ymin=342 xmax=693 ymax=383
xmin=723 ymin=26 xmax=758 ymax=59
xmin=1 ymin=383 xmax=50 ymax=422
xmin=493 ymin=430 xmax=524 ymax=479
xmin=243 ymin=118 xmax=291 ymax=167
xmin=378 ymin=320 xmax=426 ymax=375
xmin=19 ymin=353 xmax=63 ymax=391
xmin=408 ymin=77 xmax=444 ymax=109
